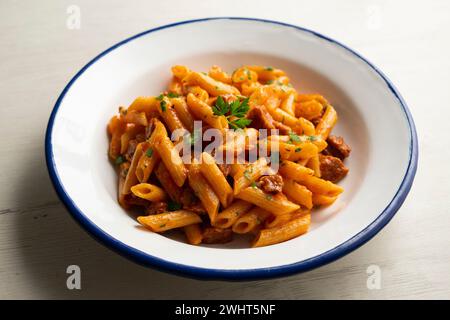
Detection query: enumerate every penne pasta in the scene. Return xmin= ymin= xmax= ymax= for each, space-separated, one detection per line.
xmin=131 ymin=183 xmax=167 ymax=201
xmin=200 ymin=152 xmax=234 ymax=207
xmin=236 ymin=187 xmax=300 ymax=215
xmin=233 ymin=207 xmax=271 ymax=234
xmin=138 ymin=210 xmax=202 ymax=232
xmin=213 ymin=200 xmax=253 ymax=229
xmin=188 ymin=163 xmax=220 ymax=223
xmin=252 ymin=212 xmax=311 ymax=248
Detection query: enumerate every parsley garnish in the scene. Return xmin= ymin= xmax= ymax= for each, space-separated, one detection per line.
xmin=156 ymin=94 xmax=164 ymax=101
xmin=160 ymin=100 xmax=167 ymax=112
xmin=288 ymin=132 xmax=301 ymax=143
xmin=115 ymin=155 xmax=125 ymax=165
xmin=167 ymin=92 xmax=179 ymax=98
xmin=265 ymin=66 xmax=274 ymax=71
xmin=145 ymin=148 xmax=153 ymax=157
xmin=251 ymin=181 xmax=258 ymax=189
xmin=167 ymin=200 xmax=182 ymax=211
xmin=308 ymin=135 xmax=318 ymax=141
xmin=159 ymin=223 xmax=166 ymax=228
xmin=295 ymin=147 xmax=302 ymax=153
xmin=212 ymin=96 xmax=252 ymax=129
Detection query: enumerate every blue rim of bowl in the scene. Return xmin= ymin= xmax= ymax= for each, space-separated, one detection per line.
xmin=45 ymin=17 xmax=418 ymax=280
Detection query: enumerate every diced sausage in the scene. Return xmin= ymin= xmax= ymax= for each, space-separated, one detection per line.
xmin=324 ymin=135 xmax=351 ymax=160
xmin=258 ymin=174 xmax=283 ymax=194
xmin=319 ymin=155 xmax=349 ymax=182
xmin=145 ymin=201 xmax=168 ymax=215
xmin=202 ymin=227 xmax=233 ymax=244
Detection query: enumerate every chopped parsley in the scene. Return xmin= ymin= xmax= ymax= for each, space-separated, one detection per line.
xmin=167 ymin=200 xmax=182 ymax=211
xmin=265 ymin=66 xmax=274 ymax=71
xmin=145 ymin=148 xmax=153 ymax=157
xmin=156 ymin=94 xmax=164 ymax=101
xmin=167 ymin=92 xmax=179 ymax=98
xmin=288 ymin=132 xmax=301 ymax=143
xmin=212 ymin=96 xmax=252 ymax=129
xmin=308 ymin=135 xmax=318 ymax=141
xmin=160 ymin=100 xmax=167 ymax=112
xmin=159 ymin=223 xmax=166 ymax=228
xmin=295 ymin=147 xmax=302 ymax=153
xmin=250 ymin=181 xmax=258 ymax=189
xmin=115 ymin=155 xmax=125 ymax=165
xmin=243 ymin=170 xmax=252 ymax=180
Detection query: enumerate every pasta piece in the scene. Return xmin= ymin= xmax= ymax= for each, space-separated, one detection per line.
xmin=154 ymin=162 xmax=183 ymax=202
xmin=183 ymin=71 xmax=240 ymax=96
xmin=275 ymin=141 xmax=319 ymax=161
xmin=124 ymin=110 xmax=148 ymax=127
xmin=233 ymin=157 xmax=268 ymax=195
xmin=188 ymin=163 xmax=220 ymax=223
xmin=279 ymin=160 xmax=315 ymax=180
xmin=135 ymin=146 xmax=160 ymax=183
xmin=246 ymin=65 xmax=285 ymax=81
xmin=280 ymin=92 xmax=296 ymax=116
xmin=200 ymin=152 xmax=233 ymax=207
xmin=213 ymin=200 xmax=253 ymax=229
xmin=122 ymin=142 xmax=147 ymax=195
xmin=128 ymin=96 xmax=159 ymax=116
xmin=170 ymin=97 xmax=194 ymax=132
xmin=184 ymin=224 xmax=203 ymax=245
xmin=208 ymin=65 xmax=232 ymax=84
xmin=187 ymin=86 xmax=209 ymax=102
xmin=186 ymin=93 xmax=228 ymax=130
xmin=154 ymin=134 xmax=187 ymax=187
xmin=312 ymin=194 xmax=338 ymax=206
xmin=171 ymin=65 xmax=191 ymax=80
xmin=232 ymin=207 xmax=271 ymax=234
xmin=138 ymin=210 xmax=202 ymax=232
xmin=252 ymin=212 xmax=311 ymax=247
xmin=236 ymin=187 xmax=300 ymax=215
xmin=264 ymin=212 xmax=292 ymax=229
xmin=131 ymin=183 xmax=167 ymax=201
xmin=306 ymin=153 xmax=321 ymax=177
xmin=282 ymin=179 xmax=313 ymax=209
xmin=157 ymin=97 xmax=186 ymax=133
xmin=296 ymin=99 xmax=323 ymax=120
xmin=316 ymin=105 xmax=338 ymax=140
xmin=232 ymin=67 xmax=258 ymax=84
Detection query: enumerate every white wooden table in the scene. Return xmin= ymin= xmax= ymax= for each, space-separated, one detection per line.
xmin=1 ymin=0 xmax=449 ymax=299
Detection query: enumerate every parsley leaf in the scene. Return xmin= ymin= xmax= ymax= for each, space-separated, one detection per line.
xmin=212 ymin=96 xmax=252 ymax=129
xmin=145 ymin=148 xmax=153 ymax=157
xmin=295 ymin=147 xmax=302 ymax=153
xmin=156 ymin=94 xmax=164 ymax=101
xmin=265 ymin=66 xmax=274 ymax=71
xmin=160 ymin=100 xmax=167 ymax=112
xmin=115 ymin=155 xmax=125 ymax=165
xmin=167 ymin=92 xmax=179 ymax=98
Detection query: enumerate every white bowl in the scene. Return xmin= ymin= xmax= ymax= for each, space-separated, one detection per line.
xmin=45 ymin=17 xmax=418 ymax=280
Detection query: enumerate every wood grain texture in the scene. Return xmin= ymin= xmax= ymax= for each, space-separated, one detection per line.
xmin=0 ymin=0 xmax=449 ymax=299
